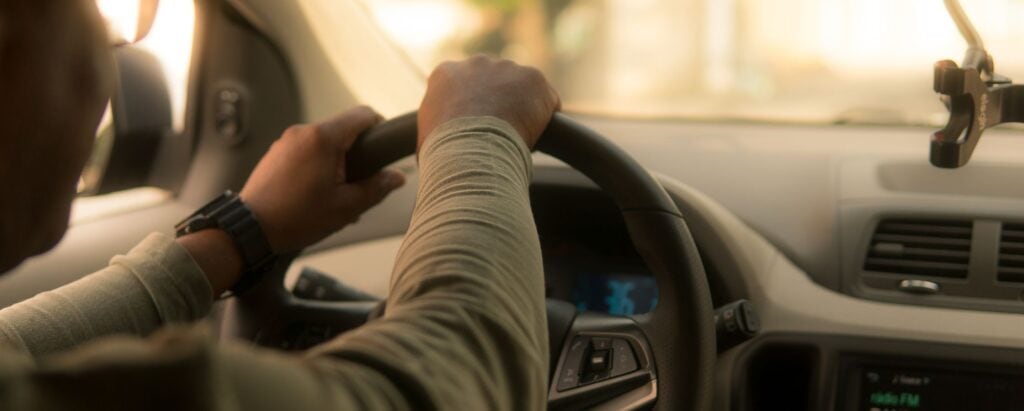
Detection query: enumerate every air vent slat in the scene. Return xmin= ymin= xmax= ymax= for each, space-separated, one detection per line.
xmin=998 ymin=223 xmax=1024 ymax=283
xmin=995 ymin=270 xmax=1024 ymax=282
xmin=871 ymin=234 xmax=971 ymax=249
xmin=999 ymin=229 xmax=1024 ymax=243
xmin=999 ymin=241 xmax=1024 ymax=254
xmin=997 ymin=253 xmax=1024 ymax=267
xmin=997 ymin=265 xmax=1024 ymax=275
xmin=864 ymin=258 xmax=969 ymax=278
xmin=869 ymin=245 xmax=969 ymax=262
xmin=863 ymin=218 xmax=972 ymax=279
xmin=876 ymin=222 xmax=972 ymax=238
xmin=997 ymin=265 xmax=1024 ymax=283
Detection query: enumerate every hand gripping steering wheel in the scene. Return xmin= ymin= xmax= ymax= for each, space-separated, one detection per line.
xmin=222 ymin=112 xmax=715 ymax=410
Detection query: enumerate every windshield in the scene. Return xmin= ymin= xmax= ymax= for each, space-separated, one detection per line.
xmin=361 ymin=0 xmax=1024 ymax=126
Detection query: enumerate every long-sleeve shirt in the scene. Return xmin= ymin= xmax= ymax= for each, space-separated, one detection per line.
xmin=0 ymin=116 xmax=547 ymax=410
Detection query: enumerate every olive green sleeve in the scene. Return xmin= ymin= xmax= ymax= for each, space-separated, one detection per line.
xmin=305 ymin=116 xmax=548 ymax=410
xmin=0 ymin=116 xmax=546 ymax=411
xmin=0 ymin=233 xmax=213 ymax=356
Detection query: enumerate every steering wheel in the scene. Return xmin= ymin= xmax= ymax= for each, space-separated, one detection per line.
xmin=221 ymin=112 xmax=715 ymax=410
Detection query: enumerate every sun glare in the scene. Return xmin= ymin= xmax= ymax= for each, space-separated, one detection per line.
xmin=96 ymin=0 xmax=195 ymax=131
xmin=96 ymin=0 xmax=140 ymax=42
xmin=137 ymin=0 xmax=196 ymax=131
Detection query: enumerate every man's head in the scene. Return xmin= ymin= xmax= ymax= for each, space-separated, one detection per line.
xmin=0 ymin=1 xmax=113 ymax=273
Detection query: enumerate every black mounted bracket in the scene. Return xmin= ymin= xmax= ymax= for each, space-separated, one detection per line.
xmin=931 ymin=0 xmax=1024 ymax=168
xmin=931 ymin=56 xmax=1024 ymax=168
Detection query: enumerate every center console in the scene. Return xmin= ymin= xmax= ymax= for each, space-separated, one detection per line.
xmin=716 ymin=333 xmax=1024 ymax=411
xmin=841 ymin=360 xmax=1024 ymax=411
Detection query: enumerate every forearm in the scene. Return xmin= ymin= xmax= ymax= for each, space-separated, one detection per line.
xmin=0 ymin=233 xmax=213 ymax=356
xmin=309 ymin=117 xmax=547 ymax=409
xmin=0 ymin=117 xmax=547 ymax=409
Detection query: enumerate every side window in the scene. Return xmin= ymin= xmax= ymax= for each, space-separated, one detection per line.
xmin=79 ymin=46 xmax=171 ymax=196
xmin=75 ymin=1 xmax=195 ymax=221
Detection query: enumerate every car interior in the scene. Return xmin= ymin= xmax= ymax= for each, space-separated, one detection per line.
xmin=4 ymin=0 xmax=1024 ymax=409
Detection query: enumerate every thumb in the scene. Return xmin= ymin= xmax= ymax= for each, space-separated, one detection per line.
xmin=336 ymin=169 xmax=406 ymax=217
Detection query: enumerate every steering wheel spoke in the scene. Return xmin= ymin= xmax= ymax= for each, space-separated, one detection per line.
xmin=547 ymin=311 xmax=658 ymax=410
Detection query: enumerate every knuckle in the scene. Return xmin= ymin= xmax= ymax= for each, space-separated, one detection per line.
xmin=524 ymin=66 xmax=546 ymax=83
xmin=431 ymin=61 xmax=456 ymax=77
xmin=285 ymin=123 xmax=328 ymax=150
xmin=348 ymin=104 xmax=372 ymax=115
xmin=550 ymin=89 xmax=563 ymax=108
xmin=468 ymin=54 xmax=499 ymax=67
xmin=307 ymin=127 xmax=330 ymax=149
xmin=281 ymin=124 xmax=308 ymax=141
xmin=346 ymin=105 xmax=379 ymax=126
xmin=427 ymin=64 xmax=453 ymax=86
xmin=349 ymin=104 xmax=374 ymax=117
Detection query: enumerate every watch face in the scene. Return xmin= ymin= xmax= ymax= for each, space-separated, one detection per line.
xmin=184 ymin=216 xmax=218 ymax=235
xmin=175 ymin=191 xmax=235 ymax=237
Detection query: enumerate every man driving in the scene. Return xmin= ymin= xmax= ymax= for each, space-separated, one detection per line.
xmin=0 ymin=1 xmax=558 ymax=409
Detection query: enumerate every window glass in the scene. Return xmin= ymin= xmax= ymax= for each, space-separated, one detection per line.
xmin=75 ymin=0 xmax=195 ymax=216
xmin=362 ymin=0 xmax=1024 ymax=125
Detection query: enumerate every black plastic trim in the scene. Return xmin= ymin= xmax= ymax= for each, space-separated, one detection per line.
xmin=548 ymin=313 xmax=655 ymax=410
xmin=715 ymin=332 xmax=1024 ymax=411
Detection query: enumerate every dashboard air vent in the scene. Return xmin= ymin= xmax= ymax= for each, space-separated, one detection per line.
xmin=997 ymin=223 xmax=1024 ymax=283
xmin=863 ymin=218 xmax=972 ymax=278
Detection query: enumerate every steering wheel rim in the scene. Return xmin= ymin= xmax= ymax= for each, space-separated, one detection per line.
xmin=224 ymin=112 xmax=715 ymax=410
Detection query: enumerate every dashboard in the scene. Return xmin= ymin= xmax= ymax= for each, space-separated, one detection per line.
xmin=653 ymin=173 xmax=1024 ymax=411
xmin=278 ymin=166 xmax=1024 ymax=410
xmin=530 ymin=169 xmax=1024 ymax=410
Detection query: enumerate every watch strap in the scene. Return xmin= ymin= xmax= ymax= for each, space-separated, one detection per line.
xmin=175 ymin=191 xmax=276 ymax=295
xmin=215 ymin=195 xmax=275 ymax=273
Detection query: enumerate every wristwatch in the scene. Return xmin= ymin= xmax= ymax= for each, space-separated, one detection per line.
xmin=175 ymin=191 xmax=276 ymax=295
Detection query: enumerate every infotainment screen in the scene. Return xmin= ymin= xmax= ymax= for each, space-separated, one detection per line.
xmin=856 ymin=365 xmax=1024 ymax=411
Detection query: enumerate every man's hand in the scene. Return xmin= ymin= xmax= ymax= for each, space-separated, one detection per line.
xmin=418 ymin=55 xmax=561 ymax=149
xmin=240 ymin=106 xmax=406 ymax=253
xmin=179 ymin=106 xmax=404 ymax=295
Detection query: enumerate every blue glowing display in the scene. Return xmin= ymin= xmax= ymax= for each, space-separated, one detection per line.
xmin=571 ymin=273 xmax=658 ymax=315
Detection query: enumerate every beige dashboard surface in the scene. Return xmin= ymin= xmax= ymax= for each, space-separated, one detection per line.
xmin=291 ymin=172 xmax=1024 ymax=349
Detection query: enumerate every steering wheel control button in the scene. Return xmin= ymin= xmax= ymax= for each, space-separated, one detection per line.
xmin=587 ymin=350 xmax=610 ymax=372
xmin=556 ymin=336 xmax=590 ymax=391
xmin=590 ymin=337 xmax=613 ymax=351
xmin=610 ymin=338 xmax=638 ymax=377
xmin=714 ymin=299 xmax=761 ymax=350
